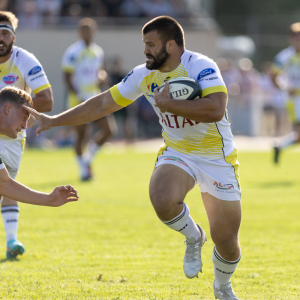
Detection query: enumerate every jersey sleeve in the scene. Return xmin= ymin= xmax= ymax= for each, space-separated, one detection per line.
xmin=61 ymin=47 xmax=76 ymax=74
xmin=24 ymin=54 xmax=51 ymax=95
xmin=110 ymin=66 xmax=143 ymax=107
xmin=188 ymin=56 xmax=227 ymax=98
xmin=0 ymin=156 xmax=5 ymax=170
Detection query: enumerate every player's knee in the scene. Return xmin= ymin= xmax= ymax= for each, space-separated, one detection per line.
xmin=211 ymin=229 xmax=238 ymax=253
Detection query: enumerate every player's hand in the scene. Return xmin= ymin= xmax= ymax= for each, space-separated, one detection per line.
xmin=22 ymin=105 xmax=53 ymax=136
xmin=27 ymin=114 xmax=36 ymax=128
xmin=153 ymin=81 xmax=171 ymax=113
xmin=47 ymin=185 xmax=79 ymax=207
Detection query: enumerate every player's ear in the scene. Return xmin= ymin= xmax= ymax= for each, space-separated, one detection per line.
xmin=166 ymin=40 xmax=176 ymax=52
xmin=3 ymin=103 xmax=12 ymax=115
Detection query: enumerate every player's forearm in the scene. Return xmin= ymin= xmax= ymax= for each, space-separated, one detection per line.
xmin=0 ymin=179 xmax=51 ymax=206
xmin=32 ymin=95 xmax=53 ymax=112
xmin=51 ymin=90 xmax=112 ymax=127
xmin=32 ymin=88 xmax=54 ymax=112
xmin=161 ymin=96 xmax=226 ymax=123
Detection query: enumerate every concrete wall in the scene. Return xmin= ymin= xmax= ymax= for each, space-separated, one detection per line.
xmin=14 ymin=27 xmax=220 ymax=115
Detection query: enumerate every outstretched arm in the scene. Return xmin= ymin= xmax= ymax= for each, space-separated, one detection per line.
xmin=23 ymin=89 xmax=123 ymax=136
xmin=0 ymin=168 xmax=78 ymax=207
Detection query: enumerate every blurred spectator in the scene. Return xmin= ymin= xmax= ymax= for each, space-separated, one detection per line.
xmin=217 ymin=57 xmax=242 ymax=97
xmin=37 ymin=0 xmax=61 ymax=25
xmin=18 ymin=0 xmax=43 ymax=29
xmin=238 ymin=58 xmax=261 ymax=105
xmin=119 ymin=0 xmax=146 ymax=18
xmin=141 ymin=0 xmax=175 ymax=18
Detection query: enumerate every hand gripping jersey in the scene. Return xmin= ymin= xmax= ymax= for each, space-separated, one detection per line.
xmin=61 ymin=40 xmax=105 ymax=101
xmin=110 ymin=50 xmax=235 ymax=160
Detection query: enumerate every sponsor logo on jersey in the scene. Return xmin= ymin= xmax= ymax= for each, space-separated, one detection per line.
xmin=213 ymin=181 xmax=234 ymax=190
xmin=3 ymin=74 xmax=19 ymax=84
xmin=28 ymin=66 xmax=42 ymax=76
xmin=30 ymin=74 xmax=45 ymax=81
xmin=123 ymin=70 xmax=133 ymax=82
xmin=147 ymin=82 xmax=158 ymax=92
xmin=197 ymin=68 xmax=216 ymax=80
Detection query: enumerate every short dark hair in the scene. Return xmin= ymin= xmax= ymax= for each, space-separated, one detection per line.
xmin=0 ymin=11 xmax=18 ymax=30
xmin=142 ymin=16 xmax=185 ymax=48
xmin=0 ymin=86 xmax=33 ymax=108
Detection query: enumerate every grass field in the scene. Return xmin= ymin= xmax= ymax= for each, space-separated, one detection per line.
xmin=0 ymin=145 xmax=299 ymax=299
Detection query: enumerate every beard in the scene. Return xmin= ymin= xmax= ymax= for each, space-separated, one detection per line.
xmin=146 ymin=44 xmax=169 ymax=70
xmin=0 ymin=39 xmax=14 ymax=57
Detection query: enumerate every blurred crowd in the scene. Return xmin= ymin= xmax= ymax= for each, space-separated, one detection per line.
xmin=217 ymin=57 xmax=290 ymax=137
xmin=1 ymin=0 xmax=191 ymax=28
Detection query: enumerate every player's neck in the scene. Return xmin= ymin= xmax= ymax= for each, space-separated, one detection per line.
xmin=158 ymin=50 xmax=184 ymax=73
xmin=0 ymin=50 xmax=12 ymax=64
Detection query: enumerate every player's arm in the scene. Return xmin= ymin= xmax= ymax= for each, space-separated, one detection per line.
xmin=153 ymin=81 xmax=227 ymax=123
xmin=63 ymin=72 xmax=77 ymax=94
xmin=32 ymin=87 xmax=54 ymax=112
xmin=23 ymin=89 xmax=123 ymax=135
xmin=0 ymin=168 xmax=78 ymax=207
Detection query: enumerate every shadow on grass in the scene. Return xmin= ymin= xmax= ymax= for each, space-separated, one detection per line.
xmin=0 ymin=257 xmax=20 ymax=263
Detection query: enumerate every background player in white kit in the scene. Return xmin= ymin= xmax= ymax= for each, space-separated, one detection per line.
xmin=0 ymin=11 xmax=54 ymax=258
xmin=26 ymin=16 xmax=241 ymax=300
xmin=61 ymin=18 xmax=116 ymax=181
xmin=272 ymin=22 xmax=300 ymax=163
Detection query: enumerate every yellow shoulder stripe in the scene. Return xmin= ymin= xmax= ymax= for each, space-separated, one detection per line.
xmin=33 ymin=83 xmax=51 ymax=95
xmin=110 ymin=85 xmax=134 ymax=107
xmin=202 ymin=85 xmax=227 ymax=98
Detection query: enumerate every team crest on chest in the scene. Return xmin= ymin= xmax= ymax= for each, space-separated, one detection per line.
xmin=2 ymin=74 xmax=19 ymax=84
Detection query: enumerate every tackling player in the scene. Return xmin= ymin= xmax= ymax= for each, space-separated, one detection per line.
xmin=272 ymin=22 xmax=300 ymax=163
xmin=61 ymin=18 xmax=116 ymax=181
xmin=26 ymin=16 xmax=241 ymax=300
xmin=0 ymin=11 xmax=54 ymax=258
xmin=0 ymin=87 xmax=78 ymax=213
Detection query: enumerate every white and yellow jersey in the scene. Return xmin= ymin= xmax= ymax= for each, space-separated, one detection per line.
xmin=110 ymin=50 xmax=235 ymax=160
xmin=0 ymin=46 xmax=51 ymax=139
xmin=61 ymin=40 xmax=104 ymax=101
xmin=0 ymin=46 xmax=51 ymax=95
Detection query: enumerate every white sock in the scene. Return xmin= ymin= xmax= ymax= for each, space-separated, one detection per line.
xmin=212 ymin=246 xmax=241 ymax=289
xmin=1 ymin=205 xmax=19 ymax=243
xmin=83 ymin=140 xmax=100 ymax=164
xmin=161 ymin=203 xmax=201 ymax=240
xmin=277 ymin=131 xmax=299 ymax=149
xmin=76 ymin=155 xmax=87 ymax=177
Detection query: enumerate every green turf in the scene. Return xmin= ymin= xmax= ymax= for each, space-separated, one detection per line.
xmin=0 ymin=146 xmax=299 ymax=299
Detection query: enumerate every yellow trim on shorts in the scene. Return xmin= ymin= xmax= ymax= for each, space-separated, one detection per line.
xmin=154 ymin=143 xmax=168 ymax=169
xmin=68 ymin=92 xmax=81 ymax=108
xmin=110 ymin=85 xmax=134 ymax=107
xmin=33 ymin=83 xmax=51 ymax=95
xmin=225 ymin=148 xmax=241 ymax=189
xmin=286 ymin=99 xmax=296 ymax=123
xmin=202 ymin=85 xmax=228 ymax=98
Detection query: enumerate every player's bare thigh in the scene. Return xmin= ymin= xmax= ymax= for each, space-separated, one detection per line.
xmin=202 ymin=192 xmax=241 ymax=260
xmin=149 ymin=164 xmax=195 ymax=221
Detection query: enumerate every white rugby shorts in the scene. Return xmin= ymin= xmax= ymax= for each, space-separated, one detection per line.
xmin=155 ymin=145 xmax=241 ymax=201
xmin=0 ymin=131 xmax=26 ymax=179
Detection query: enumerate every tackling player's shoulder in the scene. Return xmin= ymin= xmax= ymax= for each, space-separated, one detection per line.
xmin=182 ymin=50 xmax=219 ymax=81
xmin=12 ymin=46 xmax=36 ymax=61
xmin=122 ymin=63 xmax=153 ymax=84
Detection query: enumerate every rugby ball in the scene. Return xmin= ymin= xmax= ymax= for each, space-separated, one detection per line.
xmin=158 ymin=77 xmax=202 ymax=100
